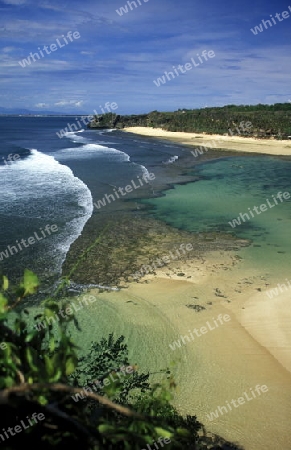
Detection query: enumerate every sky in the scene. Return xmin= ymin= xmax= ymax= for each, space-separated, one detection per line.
xmin=0 ymin=0 xmax=290 ymax=114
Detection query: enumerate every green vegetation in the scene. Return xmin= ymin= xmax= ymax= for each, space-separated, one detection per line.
xmin=88 ymin=103 xmax=291 ymax=139
xmin=0 ymin=270 xmax=243 ymax=449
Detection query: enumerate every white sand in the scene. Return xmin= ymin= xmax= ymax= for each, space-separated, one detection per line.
xmin=77 ymin=251 xmax=291 ymax=450
xmin=122 ymin=127 xmax=291 ymax=156
xmin=124 ymin=255 xmax=291 ymax=450
xmin=239 ymin=288 xmax=291 ymax=373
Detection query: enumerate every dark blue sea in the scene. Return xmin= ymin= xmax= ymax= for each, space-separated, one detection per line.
xmin=0 ymin=116 xmax=193 ymax=286
xmin=1 ymin=116 xmax=291 ymax=290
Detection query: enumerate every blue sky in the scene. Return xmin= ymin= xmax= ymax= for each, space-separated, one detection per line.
xmin=0 ymin=0 xmax=290 ymax=114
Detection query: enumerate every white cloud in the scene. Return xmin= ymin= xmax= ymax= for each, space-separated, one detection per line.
xmin=54 ymin=100 xmax=84 ymax=107
xmin=2 ymin=46 xmax=15 ymax=53
xmin=35 ymin=103 xmax=48 ymax=108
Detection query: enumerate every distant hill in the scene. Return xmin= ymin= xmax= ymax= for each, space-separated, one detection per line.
xmin=88 ymin=103 xmax=291 ymax=139
xmin=0 ymin=107 xmax=74 ymax=115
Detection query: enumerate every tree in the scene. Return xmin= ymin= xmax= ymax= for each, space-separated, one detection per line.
xmin=0 ymin=271 xmax=243 ymax=449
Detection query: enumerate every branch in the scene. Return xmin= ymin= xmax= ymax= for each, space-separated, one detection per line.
xmin=0 ymin=383 xmax=144 ymax=419
xmin=0 ymin=392 xmax=98 ymax=442
xmin=43 ymin=402 xmax=97 ymax=440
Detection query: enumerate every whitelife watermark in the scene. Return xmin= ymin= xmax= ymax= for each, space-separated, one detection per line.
xmin=265 ymin=277 xmax=291 ymax=299
xmin=250 ymin=5 xmax=291 ymax=35
xmin=94 ymin=172 xmax=155 ymax=210
xmin=228 ymin=191 xmax=290 ymax=228
xmin=0 ymin=412 xmax=45 ymax=443
xmin=190 ymin=121 xmax=253 ymax=158
xmin=131 ymin=243 xmax=194 ymax=281
xmin=141 ymin=437 xmax=171 ymax=450
xmin=71 ymin=365 xmax=134 ymax=402
xmin=116 ymin=0 xmax=149 ymax=17
xmin=1 ymin=153 xmax=20 ymax=166
xmin=18 ymin=31 xmax=81 ymax=68
xmin=56 ymin=102 xmax=118 ymax=138
xmin=206 ymin=384 xmax=269 ymax=421
xmin=0 ymin=224 xmax=58 ymax=261
xmin=34 ymin=294 xmax=97 ymax=331
xmin=153 ymin=50 xmax=215 ymax=87
xmin=169 ymin=314 xmax=231 ymax=351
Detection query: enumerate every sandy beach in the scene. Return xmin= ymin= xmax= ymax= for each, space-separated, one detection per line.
xmin=59 ymin=130 xmax=291 ymax=449
xmin=69 ymin=249 xmax=291 ymax=450
xmin=123 ymin=127 xmax=291 ymax=156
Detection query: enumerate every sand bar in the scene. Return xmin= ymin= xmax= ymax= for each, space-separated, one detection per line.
xmin=123 ymin=127 xmax=291 ymax=156
xmin=239 ymin=288 xmax=291 ymax=373
xmin=69 ymin=251 xmax=291 ymax=450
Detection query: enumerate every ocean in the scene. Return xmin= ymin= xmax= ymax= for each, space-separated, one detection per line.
xmin=2 ymin=116 xmax=291 ymax=449
xmin=0 ymin=116 xmax=194 ymax=288
xmin=1 ymin=116 xmax=291 ymax=291
xmin=142 ymin=154 xmax=291 ymax=281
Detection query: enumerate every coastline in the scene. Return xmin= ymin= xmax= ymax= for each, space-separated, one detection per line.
xmin=61 ymin=208 xmax=291 ymax=449
xmin=68 ymin=250 xmax=291 ymax=450
xmin=122 ymin=127 xmax=291 ymax=156
xmin=58 ymin=129 xmax=291 ymax=449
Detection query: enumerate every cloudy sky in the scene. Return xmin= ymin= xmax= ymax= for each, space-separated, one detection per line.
xmin=0 ymin=0 xmax=290 ymax=114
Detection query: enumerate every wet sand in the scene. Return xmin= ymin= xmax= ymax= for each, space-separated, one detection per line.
xmin=69 ymin=250 xmax=291 ymax=450
xmin=240 ymin=288 xmax=291 ymax=374
xmin=122 ymin=127 xmax=291 ymax=156
xmin=57 ymin=134 xmax=291 ymax=449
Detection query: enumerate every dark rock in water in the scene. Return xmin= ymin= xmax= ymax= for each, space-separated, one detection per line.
xmin=214 ymin=288 xmax=226 ymax=297
xmin=61 ymin=211 xmax=250 ymax=289
xmin=186 ymin=304 xmax=206 ymax=312
xmin=197 ymin=429 xmax=244 ymax=449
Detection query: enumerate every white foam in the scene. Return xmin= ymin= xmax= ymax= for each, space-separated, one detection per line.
xmin=63 ymin=131 xmax=90 ymax=144
xmin=52 ymin=143 xmax=131 ymax=162
xmin=132 ymin=162 xmax=150 ymax=178
xmin=99 ymin=128 xmax=115 ymax=133
xmin=163 ymin=155 xmax=179 ymax=165
xmin=0 ymin=149 xmax=93 ymax=275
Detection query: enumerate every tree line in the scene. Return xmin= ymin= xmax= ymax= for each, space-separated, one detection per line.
xmin=88 ymin=103 xmax=291 ymax=139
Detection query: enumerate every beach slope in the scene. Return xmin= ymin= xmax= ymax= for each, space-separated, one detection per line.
xmin=123 ymin=127 xmax=291 ymax=156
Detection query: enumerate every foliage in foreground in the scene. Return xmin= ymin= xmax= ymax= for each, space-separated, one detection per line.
xmin=0 ymin=271 xmax=243 ymax=449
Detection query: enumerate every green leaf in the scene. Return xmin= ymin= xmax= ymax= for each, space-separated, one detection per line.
xmin=49 ymin=336 xmax=56 ymax=352
xmin=0 ymin=293 xmax=8 ymax=315
xmin=65 ymin=357 xmax=76 ymax=376
xmin=176 ymin=428 xmax=190 ymax=437
xmin=154 ymin=428 xmax=173 ymax=439
xmin=25 ymin=331 xmax=37 ymax=343
xmin=98 ymin=424 xmax=116 ymax=434
xmin=21 ymin=270 xmax=39 ymax=296
xmin=2 ymin=276 xmax=8 ymax=291
xmin=38 ymin=395 xmax=48 ymax=405
xmin=44 ymin=356 xmax=55 ymax=377
xmin=25 ymin=347 xmax=38 ymax=372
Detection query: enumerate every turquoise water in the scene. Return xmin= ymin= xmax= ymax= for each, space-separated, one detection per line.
xmin=143 ymin=155 xmax=291 ymax=280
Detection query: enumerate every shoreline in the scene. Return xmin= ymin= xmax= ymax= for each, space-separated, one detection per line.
xmin=122 ymin=127 xmax=291 ymax=156
xmin=59 ymin=207 xmax=291 ymax=450
xmin=129 ymin=251 xmax=291 ymax=377
xmin=58 ymin=129 xmax=291 ymax=449
xmin=70 ymin=250 xmax=291 ymax=450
